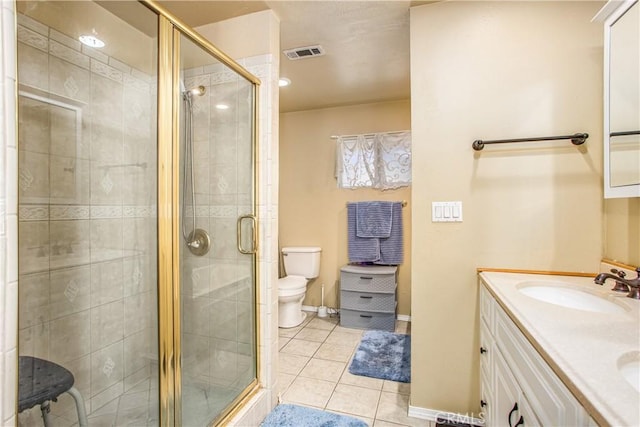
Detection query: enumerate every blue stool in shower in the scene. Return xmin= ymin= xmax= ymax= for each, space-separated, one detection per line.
xmin=18 ymin=356 xmax=89 ymax=427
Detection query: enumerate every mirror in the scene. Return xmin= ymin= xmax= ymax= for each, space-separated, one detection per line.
xmin=604 ymin=0 xmax=640 ymax=198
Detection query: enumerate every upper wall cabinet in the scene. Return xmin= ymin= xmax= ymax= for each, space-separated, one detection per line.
xmin=598 ymin=0 xmax=640 ymax=198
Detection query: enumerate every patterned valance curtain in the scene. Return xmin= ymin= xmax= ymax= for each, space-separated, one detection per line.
xmin=335 ymin=131 xmax=411 ymax=190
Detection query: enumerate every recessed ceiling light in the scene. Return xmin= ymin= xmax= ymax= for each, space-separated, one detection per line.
xmin=215 ymin=103 xmax=230 ymax=110
xmin=279 ymin=78 xmax=291 ymax=87
xmin=79 ymin=35 xmax=105 ymax=48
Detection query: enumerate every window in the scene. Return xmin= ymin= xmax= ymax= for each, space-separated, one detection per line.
xmin=335 ymin=131 xmax=411 ymax=190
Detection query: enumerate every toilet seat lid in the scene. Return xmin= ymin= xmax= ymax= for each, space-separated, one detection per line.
xmin=279 ymin=275 xmax=307 ymax=290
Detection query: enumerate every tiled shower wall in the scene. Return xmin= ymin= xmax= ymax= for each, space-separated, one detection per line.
xmin=16 ymin=13 xmax=157 ymax=421
xmin=1 ymin=1 xmax=18 ymax=425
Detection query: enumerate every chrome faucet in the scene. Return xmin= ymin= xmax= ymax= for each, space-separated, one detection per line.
xmin=594 ymin=267 xmax=640 ymax=300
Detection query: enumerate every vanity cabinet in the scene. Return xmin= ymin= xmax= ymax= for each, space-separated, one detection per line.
xmin=339 ymin=265 xmax=397 ymax=331
xmin=479 ymin=284 xmax=591 ymax=426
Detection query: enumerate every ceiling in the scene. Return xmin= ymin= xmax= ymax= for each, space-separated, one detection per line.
xmin=158 ymin=0 xmax=429 ymax=112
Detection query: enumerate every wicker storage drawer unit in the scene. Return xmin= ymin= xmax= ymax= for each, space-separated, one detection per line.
xmin=340 ymin=265 xmax=397 ymax=331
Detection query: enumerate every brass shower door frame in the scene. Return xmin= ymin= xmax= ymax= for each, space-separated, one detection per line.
xmin=146 ymin=1 xmax=262 ymax=425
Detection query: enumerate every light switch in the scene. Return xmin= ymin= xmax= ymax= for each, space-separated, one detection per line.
xmin=432 ymin=201 xmax=463 ymax=222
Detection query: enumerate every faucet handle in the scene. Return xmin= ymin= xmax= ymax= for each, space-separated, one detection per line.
xmin=609 ymin=268 xmax=630 ymax=293
xmin=610 ymin=268 xmax=626 ymax=279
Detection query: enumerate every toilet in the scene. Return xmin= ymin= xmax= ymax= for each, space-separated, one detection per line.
xmin=278 ymin=246 xmax=321 ymax=328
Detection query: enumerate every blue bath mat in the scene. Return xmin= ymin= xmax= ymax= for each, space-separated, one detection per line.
xmin=348 ymin=330 xmax=411 ymax=383
xmin=260 ymin=404 xmax=368 ymax=426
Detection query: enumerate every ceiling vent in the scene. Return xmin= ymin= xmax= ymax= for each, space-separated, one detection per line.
xmin=283 ymin=45 xmax=325 ymax=60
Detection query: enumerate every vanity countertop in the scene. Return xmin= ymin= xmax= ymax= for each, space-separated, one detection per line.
xmin=479 ymin=271 xmax=640 ymax=427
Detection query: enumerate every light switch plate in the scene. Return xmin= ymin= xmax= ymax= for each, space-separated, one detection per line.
xmin=432 ymin=201 xmax=463 ymax=222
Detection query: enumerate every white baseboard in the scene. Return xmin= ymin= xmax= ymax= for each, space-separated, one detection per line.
xmin=303 ymin=305 xmax=411 ymax=322
xmin=408 ymin=405 xmax=485 ymax=426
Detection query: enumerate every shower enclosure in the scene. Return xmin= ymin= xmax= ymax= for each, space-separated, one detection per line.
xmin=15 ymin=1 xmax=259 ymax=425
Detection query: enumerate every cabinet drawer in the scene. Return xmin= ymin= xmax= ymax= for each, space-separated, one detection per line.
xmin=340 ymin=308 xmax=396 ymax=331
xmin=495 ymin=305 xmax=584 ymax=427
xmin=340 ymin=267 xmax=396 ymax=293
xmin=341 ymin=290 xmax=396 ymax=312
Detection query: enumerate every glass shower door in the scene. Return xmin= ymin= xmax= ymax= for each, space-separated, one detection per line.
xmin=16 ymin=1 xmax=159 ymax=425
xmin=178 ymin=33 xmax=257 ymax=426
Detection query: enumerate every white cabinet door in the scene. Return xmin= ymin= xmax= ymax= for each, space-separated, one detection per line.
xmin=480 ymin=313 xmax=494 ymax=426
xmin=494 ymin=348 xmax=522 ymax=427
xmin=494 ymin=347 xmax=541 ymax=427
xmin=481 ymin=375 xmax=494 ymax=426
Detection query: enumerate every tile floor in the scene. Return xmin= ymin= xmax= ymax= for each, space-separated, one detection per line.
xmin=277 ymin=312 xmax=434 ymax=427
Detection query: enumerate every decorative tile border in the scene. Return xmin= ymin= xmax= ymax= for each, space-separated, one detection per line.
xmin=49 ymin=28 xmax=81 ymax=51
xmin=122 ymin=205 xmax=156 ymax=218
xmin=246 ymin=64 xmax=268 ymax=79
xmin=17 ymin=13 xmax=48 ymax=36
xmin=17 ymin=20 xmax=151 ymax=91
xmin=91 ymin=58 xmax=123 ymax=83
xmin=19 ymin=204 xmax=157 ymax=220
xmin=49 ymin=39 xmax=90 ymax=70
xmin=184 ymin=54 xmax=271 ymax=85
xmin=183 ymin=205 xmax=240 ymax=218
xmin=50 ymin=205 xmax=90 ymax=220
xmin=212 ymin=205 xmax=239 ymax=218
xmin=18 ymin=205 xmax=48 ymax=221
xmin=16 ymin=25 xmax=47 ymax=52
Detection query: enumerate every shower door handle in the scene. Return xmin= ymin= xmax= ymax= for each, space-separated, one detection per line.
xmin=237 ymin=214 xmax=258 ymax=254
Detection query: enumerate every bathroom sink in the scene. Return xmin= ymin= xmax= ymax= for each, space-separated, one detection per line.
xmin=517 ymin=282 xmax=628 ymax=314
xmin=618 ymin=352 xmax=640 ymax=393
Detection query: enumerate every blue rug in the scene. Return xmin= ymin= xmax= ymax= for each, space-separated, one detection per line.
xmin=260 ymin=404 xmax=368 ymax=427
xmin=348 ymin=330 xmax=411 ymax=383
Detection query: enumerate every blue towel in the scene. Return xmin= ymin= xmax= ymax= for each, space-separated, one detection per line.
xmin=356 ymin=201 xmax=393 ymax=238
xmin=348 ymin=203 xmax=380 ymax=262
xmin=375 ymin=201 xmax=403 ymax=265
xmin=348 ymin=201 xmax=403 ymax=265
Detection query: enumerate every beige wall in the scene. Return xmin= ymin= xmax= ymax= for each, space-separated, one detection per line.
xmin=410 ymin=1 xmax=604 ymax=415
xmin=604 ymin=198 xmax=640 ymax=266
xmin=279 ymin=100 xmax=412 ymax=315
xmin=196 ymin=10 xmax=279 ymax=60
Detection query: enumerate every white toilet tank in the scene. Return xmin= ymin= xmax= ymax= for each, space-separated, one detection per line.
xmin=282 ymin=247 xmax=321 ymax=279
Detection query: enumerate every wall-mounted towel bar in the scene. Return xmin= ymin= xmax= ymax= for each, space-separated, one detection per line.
xmin=610 ymin=130 xmax=640 ymax=137
xmin=472 ymin=133 xmax=588 ymax=151
xmin=346 ymin=200 xmax=408 ymax=207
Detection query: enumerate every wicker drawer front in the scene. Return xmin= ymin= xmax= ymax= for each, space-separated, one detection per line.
xmin=340 ymin=270 xmax=396 ymax=293
xmin=341 ymin=290 xmax=396 ymax=313
xmin=340 ymin=309 xmax=395 ymax=331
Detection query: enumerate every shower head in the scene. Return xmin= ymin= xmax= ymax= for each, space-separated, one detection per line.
xmin=183 ymin=85 xmax=206 ymax=98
